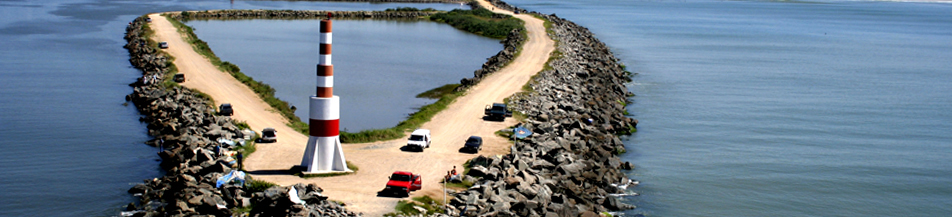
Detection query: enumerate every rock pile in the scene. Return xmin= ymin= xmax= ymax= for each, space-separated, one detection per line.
xmin=123 ymin=16 xmax=357 ymax=216
xmin=446 ymin=5 xmax=640 ymax=216
xmin=457 ymin=28 xmax=526 ymax=91
xmin=171 ymin=10 xmax=441 ymax=20
xmin=250 ymin=184 xmax=357 ymax=216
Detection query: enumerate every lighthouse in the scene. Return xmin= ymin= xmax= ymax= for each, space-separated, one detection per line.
xmin=300 ymin=17 xmax=348 ymax=173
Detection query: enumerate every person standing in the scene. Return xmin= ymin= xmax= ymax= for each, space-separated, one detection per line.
xmin=237 ymin=151 xmax=244 ymax=170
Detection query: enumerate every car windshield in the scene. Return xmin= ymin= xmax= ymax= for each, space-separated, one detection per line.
xmin=467 ymin=138 xmax=480 ymax=143
xmin=263 ymin=130 xmax=275 ymax=137
xmin=391 ymin=174 xmax=411 ymax=181
xmin=409 ymin=135 xmax=425 ymax=141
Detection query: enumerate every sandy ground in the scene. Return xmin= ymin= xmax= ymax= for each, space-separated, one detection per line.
xmin=147 ymin=1 xmax=553 ymax=214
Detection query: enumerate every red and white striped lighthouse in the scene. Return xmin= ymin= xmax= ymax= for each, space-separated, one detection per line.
xmin=301 ymin=17 xmax=348 ymax=173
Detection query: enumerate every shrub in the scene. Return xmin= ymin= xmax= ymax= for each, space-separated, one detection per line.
xmin=430 ymin=8 xmax=524 ymax=39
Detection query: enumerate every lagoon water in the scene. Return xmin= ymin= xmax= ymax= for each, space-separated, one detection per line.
xmin=2 ymin=0 xmax=952 ymax=216
xmin=501 ymin=0 xmax=952 ymax=216
xmin=185 ymin=19 xmax=501 ymax=131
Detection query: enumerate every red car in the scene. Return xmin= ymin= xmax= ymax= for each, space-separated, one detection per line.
xmin=384 ymin=171 xmax=422 ymax=196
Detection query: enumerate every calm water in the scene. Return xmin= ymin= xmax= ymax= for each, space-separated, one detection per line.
xmin=4 ymin=0 xmax=951 ymax=216
xmin=186 ymin=19 xmax=501 ymax=131
xmin=503 ymin=0 xmax=952 ymax=216
xmin=0 ymin=0 xmax=462 ymax=216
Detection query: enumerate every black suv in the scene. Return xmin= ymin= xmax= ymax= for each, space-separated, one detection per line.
xmin=462 ymin=136 xmax=482 ymax=153
xmin=219 ymin=103 xmax=233 ymax=116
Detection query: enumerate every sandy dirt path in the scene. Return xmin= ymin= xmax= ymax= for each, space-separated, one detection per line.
xmin=148 ymin=2 xmax=554 ymax=214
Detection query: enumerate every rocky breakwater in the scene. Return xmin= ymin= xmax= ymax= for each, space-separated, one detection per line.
xmin=457 ymin=28 xmax=526 ymax=91
xmin=171 ymin=10 xmax=440 ymax=20
xmin=123 ymin=16 xmax=358 ymax=216
xmin=446 ymin=9 xmax=639 ymax=217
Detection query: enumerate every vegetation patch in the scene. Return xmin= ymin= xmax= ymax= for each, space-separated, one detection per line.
xmin=384 ymin=196 xmax=445 ymax=216
xmin=416 ymin=83 xmax=460 ymax=99
xmin=430 ymin=7 xmax=525 ymax=39
xmin=245 ymin=178 xmax=277 ymax=193
xmin=339 ymin=91 xmax=461 ymax=143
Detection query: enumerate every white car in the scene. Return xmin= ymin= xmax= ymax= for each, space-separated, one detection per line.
xmin=406 ymin=129 xmax=431 ymax=151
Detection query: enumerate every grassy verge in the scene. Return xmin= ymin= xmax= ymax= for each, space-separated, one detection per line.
xmin=384 ymin=196 xmax=445 ymax=216
xmin=416 ymin=84 xmax=460 ymax=99
xmin=245 ymin=177 xmax=278 ymax=193
xmin=339 ymin=91 xmax=462 ymax=143
xmin=430 ymin=7 xmax=525 ymax=39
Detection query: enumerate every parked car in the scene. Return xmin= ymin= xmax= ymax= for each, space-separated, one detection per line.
xmin=173 ymin=73 xmax=185 ymax=83
xmin=145 ymin=17 xmax=152 ymax=23
xmin=158 ymin=41 xmax=168 ymax=49
xmin=219 ymin=103 xmax=233 ymax=116
xmin=484 ymin=103 xmax=512 ymax=121
xmin=259 ymin=127 xmax=277 ymax=143
xmin=383 ymin=171 xmax=422 ymax=196
xmin=463 ymin=136 xmax=483 ymax=153
xmin=406 ymin=129 xmax=431 ymax=151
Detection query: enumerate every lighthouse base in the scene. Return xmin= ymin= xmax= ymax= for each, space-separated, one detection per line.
xmin=300 ymin=135 xmax=349 ymax=173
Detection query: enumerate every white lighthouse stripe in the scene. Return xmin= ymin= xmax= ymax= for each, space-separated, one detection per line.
xmin=316 ymin=136 xmax=338 ymax=171
xmin=309 ymin=96 xmax=340 ymax=120
xmin=320 ymin=33 xmax=332 ymax=44
xmin=316 ymin=75 xmax=334 ymax=88
xmin=320 ymin=54 xmax=331 ymax=65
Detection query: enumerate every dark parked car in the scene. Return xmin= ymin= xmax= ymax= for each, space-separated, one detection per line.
xmin=484 ymin=103 xmax=512 ymax=121
xmin=158 ymin=41 xmax=168 ymax=49
xmin=219 ymin=103 xmax=233 ymax=116
xmin=463 ymin=136 xmax=482 ymax=153
xmin=173 ymin=73 xmax=185 ymax=83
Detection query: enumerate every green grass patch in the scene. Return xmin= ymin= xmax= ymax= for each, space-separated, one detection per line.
xmin=430 ymin=7 xmax=524 ymax=39
xmin=444 ymin=179 xmax=475 ymax=189
xmin=339 ymin=91 xmax=462 ymax=143
xmin=384 ymin=196 xmax=445 ymax=216
xmin=234 ymin=120 xmax=251 ymax=130
xmin=416 ymin=83 xmax=460 ymax=99
xmin=245 ymin=178 xmax=277 ymax=193
xmin=235 ymin=141 xmax=257 ymax=158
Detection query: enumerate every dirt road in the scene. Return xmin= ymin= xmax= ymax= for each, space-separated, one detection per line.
xmin=148 ymin=1 xmax=554 ymax=214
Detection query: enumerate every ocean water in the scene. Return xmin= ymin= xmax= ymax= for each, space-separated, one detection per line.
xmin=4 ymin=0 xmax=951 ymax=216
xmin=0 ymin=0 xmax=463 ymax=216
xmin=502 ymin=0 xmax=952 ymax=216
xmin=185 ymin=19 xmax=501 ymax=131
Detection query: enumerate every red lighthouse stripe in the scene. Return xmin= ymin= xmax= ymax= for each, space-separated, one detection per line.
xmin=316 ymin=87 xmax=333 ymax=98
xmin=309 ymin=119 xmax=340 ymax=137
xmin=320 ymin=43 xmax=332 ymax=55
xmin=320 ymin=20 xmax=332 ymax=33
xmin=317 ymin=65 xmax=333 ymax=76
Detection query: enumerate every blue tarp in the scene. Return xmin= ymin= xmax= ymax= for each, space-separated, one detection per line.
xmin=216 ymin=170 xmax=246 ymax=188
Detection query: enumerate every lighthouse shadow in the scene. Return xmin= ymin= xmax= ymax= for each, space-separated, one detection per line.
xmin=245 ymin=168 xmax=295 ymax=175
